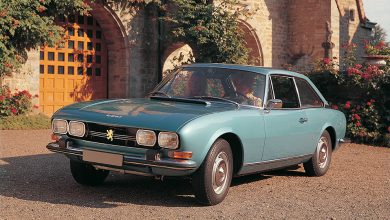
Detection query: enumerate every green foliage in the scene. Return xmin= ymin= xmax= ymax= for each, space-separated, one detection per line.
xmin=0 ymin=113 xmax=51 ymax=130
xmin=0 ymin=0 xmax=91 ymax=77
xmin=162 ymin=0 xmax=250 ymax=64
xmin=307 ymin=43 xmax=390 ymax=147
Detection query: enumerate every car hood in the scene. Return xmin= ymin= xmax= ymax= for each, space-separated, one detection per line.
xmin=53 ymin=98 xmax=236 ymax=131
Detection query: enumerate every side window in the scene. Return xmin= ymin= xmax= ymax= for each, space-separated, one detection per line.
xmin=271 ymin=76 xmax=299 ymax=108
xmin=295 ymin=78 xmax=324 ymax=108
xmin=206 ymin=78 xmax=225 ymax=97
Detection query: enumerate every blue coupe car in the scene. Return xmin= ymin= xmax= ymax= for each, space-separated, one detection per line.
xmin=47 ymin=63 xmax=346 ymax=205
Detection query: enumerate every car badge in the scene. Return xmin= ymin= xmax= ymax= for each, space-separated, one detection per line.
xmin=106 ymin=129 xmax=114 ymax=141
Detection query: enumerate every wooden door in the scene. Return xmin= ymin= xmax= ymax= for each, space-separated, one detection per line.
xmin=39 ymin=15 xmax=107 ymax=116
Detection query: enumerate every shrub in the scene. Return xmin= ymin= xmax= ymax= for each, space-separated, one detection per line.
xmin=0 ymin=85 xmax=37 ymax=117
xmin=306 ymin=42 xmax=390 ymax=147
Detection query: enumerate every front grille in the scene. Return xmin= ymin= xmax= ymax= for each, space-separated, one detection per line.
xmin=71 ymin=122 xmax=143 ymax=148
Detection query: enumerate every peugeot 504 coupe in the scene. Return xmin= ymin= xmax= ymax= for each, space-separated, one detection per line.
xmin=47 ymin=63 xmax=346 ymax=205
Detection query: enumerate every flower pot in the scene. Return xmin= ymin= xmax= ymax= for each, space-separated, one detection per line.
xmin=362 ymin=55 xmax=389 ymax=67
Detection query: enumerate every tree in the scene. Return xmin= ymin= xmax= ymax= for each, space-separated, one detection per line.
xmin=0 ymin=0 xmax=91 ymax=77
xmin=370 ymin=24 xmax=388 ymax=45
xmin=162 ymin=0 xmax=250 ymax=64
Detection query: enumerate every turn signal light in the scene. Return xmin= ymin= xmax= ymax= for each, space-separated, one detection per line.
xmin=51 ymin=133 xmax=60 ymax=141
xmin=168 ymin=151 xmax=193 ymax=159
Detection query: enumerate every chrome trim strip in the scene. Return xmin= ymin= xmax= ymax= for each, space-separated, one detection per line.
xmin=122 ymin=160 xmax=194 ymax=171
xmin=93 ymin=165 xmax=153 ymax=176
xmin=47 ymin=143 xmax=195 ymax=171
xmin=89 ymin=131 xmax=136 ymax=141
xmin=244 ymin=154 xmax=313 ymax=167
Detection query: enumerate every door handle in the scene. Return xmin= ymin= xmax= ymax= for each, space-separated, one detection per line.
xmin=299 ymin=117 xmax=308 ymax=123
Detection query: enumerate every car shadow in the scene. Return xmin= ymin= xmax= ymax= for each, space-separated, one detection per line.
xmin=0 ymin=153 xmax=307 ymax=208
xmin=0 ymin=153 xmax=196 ymax=208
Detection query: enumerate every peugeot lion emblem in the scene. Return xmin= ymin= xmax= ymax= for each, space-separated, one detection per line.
xmin=106 ymin=129 xmax=114 ymax=141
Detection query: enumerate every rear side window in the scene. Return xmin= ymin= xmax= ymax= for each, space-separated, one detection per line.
xmin=271 ymin=76 xmax=299 ymax=108
xmin=295 ymin=78 xmax=324 ymax=108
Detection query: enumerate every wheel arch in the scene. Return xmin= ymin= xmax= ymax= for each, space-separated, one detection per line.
xmin=219 ymin=132 xmax=244 ymax=175
xmin=324 ymin=126 xmax=336 ymax=150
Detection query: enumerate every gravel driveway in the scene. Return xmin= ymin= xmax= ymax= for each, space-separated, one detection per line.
xmin=0 ymin=130 xmax=389 ymax=219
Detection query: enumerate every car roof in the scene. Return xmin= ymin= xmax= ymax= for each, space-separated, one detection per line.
xmin=184 ymin=63 xmax=306 ymax=78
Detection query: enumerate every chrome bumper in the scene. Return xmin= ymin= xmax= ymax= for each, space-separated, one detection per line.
xmin=46 ymin=142 xmax=197 ymax=175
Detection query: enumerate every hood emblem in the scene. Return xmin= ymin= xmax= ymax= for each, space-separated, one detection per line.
xmin=106 ymin=129 xmax=114 ymax=141
xmin=106 ymin=114 xmax=122 ymax=118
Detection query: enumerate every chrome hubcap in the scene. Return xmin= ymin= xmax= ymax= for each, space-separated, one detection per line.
xmin=212 ymin=152 xmax=229 ymax=195
xmin=317 ymin=137 xmax=329 ymax=169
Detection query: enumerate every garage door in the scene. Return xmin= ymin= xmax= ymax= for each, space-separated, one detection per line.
xmin=39 ymin=15 xmax=107 ymax=116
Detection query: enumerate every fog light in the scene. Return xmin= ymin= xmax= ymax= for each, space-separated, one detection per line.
xmin=68 ymin=121 xmax=86 ymax=137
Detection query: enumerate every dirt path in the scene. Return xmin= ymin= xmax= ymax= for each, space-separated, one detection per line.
xmin=1 ymin=130 xmax=389 ymax=219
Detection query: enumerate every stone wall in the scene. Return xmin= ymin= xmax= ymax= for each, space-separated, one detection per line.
xmin=337 ymin=0 xmax=372 ymax=66
xmin=1 ymin=0 xmax=373 ymax=112
xmin=287 ymin=0 xmax=333 ymax=70
xmin=243 ymin=0 xmax=289 ymax=67
xmin=1 ymin=50 xmax=40 ymax=108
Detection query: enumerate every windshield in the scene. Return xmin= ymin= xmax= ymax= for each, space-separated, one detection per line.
xmin=152 ymin=67 xmax=266 ymax=107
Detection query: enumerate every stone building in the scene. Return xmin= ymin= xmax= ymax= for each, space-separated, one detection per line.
xmin=1 ymin=0 xmax=375 ymax=115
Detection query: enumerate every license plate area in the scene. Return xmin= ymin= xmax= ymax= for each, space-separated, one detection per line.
xmin=83 ymin=150 xmax=123 ymax=166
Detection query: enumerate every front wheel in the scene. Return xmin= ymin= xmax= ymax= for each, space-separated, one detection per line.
xmin=70 ymin=160 xmax=109 ymax=186
xmin=192 ymin=138 xmax=233 ymax=205
xmin=304 ymin=130 xmax=332 ymax=176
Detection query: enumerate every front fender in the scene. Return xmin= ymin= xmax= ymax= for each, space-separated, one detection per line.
xmin=177 ymin=109 xmax=265 ymax=171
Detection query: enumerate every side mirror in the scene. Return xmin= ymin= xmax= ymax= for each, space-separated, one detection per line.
xmin=266 ymin=99 xmax=283 ymax=110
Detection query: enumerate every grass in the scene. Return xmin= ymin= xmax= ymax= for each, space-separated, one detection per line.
xmin=0 ymin=114 xmax=51 ymax=130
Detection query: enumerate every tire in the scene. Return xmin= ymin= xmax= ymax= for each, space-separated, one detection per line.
xmin=70 ymin=160 xmax=109 ymax=186
xmin=304 ymin=130 xmax=332 ymax=176
xmin=192 ymin=138 xmax=233 ymax=205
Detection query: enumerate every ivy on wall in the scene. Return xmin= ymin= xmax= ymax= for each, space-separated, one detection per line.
xmin=161 ymin=0 xmax=251 ymax=64
xmin=0 ymin=0 xmax=90 ymax=77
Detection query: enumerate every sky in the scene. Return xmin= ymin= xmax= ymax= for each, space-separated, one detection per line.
xmin=363 ymin=0 xmax=390 ymax=41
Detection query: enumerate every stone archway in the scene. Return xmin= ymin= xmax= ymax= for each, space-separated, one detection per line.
xmin=89 ymin=2 xmax=129 ymax=98
xmin=38 ymin=3 xmax=129 ymax=115
xmin=162 ymin=42 xmax=194 ymax=78
xmin=238 ymin=20 xmax=264 ymax=66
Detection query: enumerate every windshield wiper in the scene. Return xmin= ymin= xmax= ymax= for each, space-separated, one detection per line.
xmin=191 ymin=96 xmax=240 ymax=108
xmin=149 ymin=91 xmax=171 ymax=98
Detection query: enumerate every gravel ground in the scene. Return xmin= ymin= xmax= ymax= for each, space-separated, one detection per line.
xmin=0 ymin=129 xmax=389 ymax=220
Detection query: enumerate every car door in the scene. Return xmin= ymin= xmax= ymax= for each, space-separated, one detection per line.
xmin=262 ymin=75 xmax=312 ymax=161
xmin=294 ymin=77 xmax=327 ymax=149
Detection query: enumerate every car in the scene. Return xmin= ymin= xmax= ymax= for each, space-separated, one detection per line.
xmin=47 ymin=63 xmax=346 ymax=205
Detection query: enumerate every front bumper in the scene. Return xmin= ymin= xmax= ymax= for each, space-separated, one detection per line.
xmin=47 ymin=141 xmax=197 ymax=176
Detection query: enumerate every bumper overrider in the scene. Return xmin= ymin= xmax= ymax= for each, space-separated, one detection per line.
xmin=46 ymin=138 xmax=197 ymax=176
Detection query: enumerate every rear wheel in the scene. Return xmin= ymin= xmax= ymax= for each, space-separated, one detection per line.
xmin=192 ymin=138 xmax=233 ymax=205
xmin=304 ymin=130 xmax=332 ymax=176
xmin=70 ymin=160 xmax=109 ymax=186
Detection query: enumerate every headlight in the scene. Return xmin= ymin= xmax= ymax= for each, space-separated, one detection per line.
xmin=68 ymin=121 xmax=86 ymax=137
xmin=136 ymin=130 xmax=156 ymax=147
xmin=52 ymin=119 xmax=68 ymax=134
xmin=158 ymin=132 xmax=179 ymax=149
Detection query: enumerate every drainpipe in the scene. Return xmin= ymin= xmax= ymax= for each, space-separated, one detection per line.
xmin=157 ymin=1 xmax=165 ymax=83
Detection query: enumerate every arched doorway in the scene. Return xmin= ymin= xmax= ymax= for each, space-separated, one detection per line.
xmin=238 ymin=21 xmax=263 ymax=66
xmin=162 ymin=43 xmax=194 ymax=78
xmin=39 ymin=14 xmax=108 ymax=115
